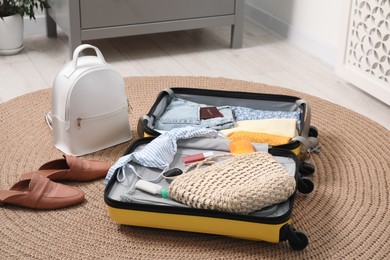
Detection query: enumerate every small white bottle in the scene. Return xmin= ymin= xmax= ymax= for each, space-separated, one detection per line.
xmin=135 ymin=180 xmax=169 ymax=198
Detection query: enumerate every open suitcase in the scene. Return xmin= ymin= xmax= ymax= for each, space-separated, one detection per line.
xmin=137 ymin=88 xmax=319 ymax=177
xmin=104 ymin=137 xmax=312 ymax=250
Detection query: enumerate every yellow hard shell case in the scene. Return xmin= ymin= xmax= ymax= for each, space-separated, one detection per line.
xmin=104 ymin=138 xmax=311 ymax=250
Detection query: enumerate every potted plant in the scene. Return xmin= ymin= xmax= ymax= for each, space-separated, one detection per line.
xmin=0 ymin=0 xmax=49 ymax=55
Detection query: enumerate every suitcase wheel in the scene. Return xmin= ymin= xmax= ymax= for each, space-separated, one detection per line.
xmin=298 ymin=177 xmax=314 ymax=194
xmin=300 ymin=161 xmax=315 ymax=176
xmin=309 ymin=126 xmax=319 ymax=138
xmin=287 ymin=225 xmax=308 ymax=250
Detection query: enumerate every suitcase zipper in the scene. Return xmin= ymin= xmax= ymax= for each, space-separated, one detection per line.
xmin=76 ymin=106 xmax=127 ymax=129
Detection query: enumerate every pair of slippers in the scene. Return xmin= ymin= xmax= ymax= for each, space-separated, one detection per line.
xmin=0 ymin=155 xmax=111 ymax=210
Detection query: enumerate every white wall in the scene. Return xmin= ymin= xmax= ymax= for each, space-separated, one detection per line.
xmin=245 ymin=0 xmax=344 ymax=65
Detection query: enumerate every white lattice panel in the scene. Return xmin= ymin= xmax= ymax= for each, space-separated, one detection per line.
xmin=336 ymin=0 xmax=390 ymax=105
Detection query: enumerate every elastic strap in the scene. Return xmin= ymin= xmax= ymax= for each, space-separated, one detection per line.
xmin=117 ymin=164 xmax=168 ymax=183
xmin=162 ymin=88 xmax=174 ymax=96
xmin=45 ymin=112 xmax=53 ymax=130
xmin=292 ymin=136 xmax=319 ymax=153
xmin=294 ymin=100 xmax=319 ymax=154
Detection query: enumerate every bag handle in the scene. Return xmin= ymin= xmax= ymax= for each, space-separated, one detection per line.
xmin=64 ymin=44 xmax=106 ymax=78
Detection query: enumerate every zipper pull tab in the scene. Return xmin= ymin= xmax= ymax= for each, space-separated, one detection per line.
xmin=77 ymin=118 xmax=82 ymax=129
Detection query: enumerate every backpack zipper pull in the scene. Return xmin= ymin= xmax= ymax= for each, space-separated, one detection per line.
xmin=77 ymin=118 xmax=82 ymax=129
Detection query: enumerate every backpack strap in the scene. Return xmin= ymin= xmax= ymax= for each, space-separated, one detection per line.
xmin=45 ymin=112 xmax=53 ymax=130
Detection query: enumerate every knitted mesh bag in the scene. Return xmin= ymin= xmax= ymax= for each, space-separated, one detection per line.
xmin=168 ymin=152 xmax=296 ymax=214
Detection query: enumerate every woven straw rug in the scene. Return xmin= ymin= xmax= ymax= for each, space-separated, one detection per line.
xmin=1 ymin=76 xmax=389 ymax=259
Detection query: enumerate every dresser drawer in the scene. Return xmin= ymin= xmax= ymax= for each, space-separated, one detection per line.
xmin=80 ymin=0 xmax=236 ymax=29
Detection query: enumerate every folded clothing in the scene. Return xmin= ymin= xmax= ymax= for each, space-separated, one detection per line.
xmin=231 ymin=106 xmax=301 ymax=121
xmin=154 ymin=96 xmax=234 ymax=131
xmin=220 ymin=119 xmax=297 ymax=138
xmin=226 ymin=131 xmax=291 ymax=146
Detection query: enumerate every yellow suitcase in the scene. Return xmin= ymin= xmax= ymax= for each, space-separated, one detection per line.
xmin=105 ymin=137 xmax=312 ymax=250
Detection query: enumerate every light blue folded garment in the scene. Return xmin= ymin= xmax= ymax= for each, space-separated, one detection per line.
xmin=154 ymin=96 xmax=234 ymax=131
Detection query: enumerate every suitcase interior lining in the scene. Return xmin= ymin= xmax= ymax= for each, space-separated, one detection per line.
xmin=148 ymin=93 xmax=304 ymax=134
xmin=107 ymin=139 xmax=297 ymax=219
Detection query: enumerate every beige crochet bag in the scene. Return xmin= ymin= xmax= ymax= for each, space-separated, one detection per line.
xmin=168 ymin=152 xmax=296 ymax=214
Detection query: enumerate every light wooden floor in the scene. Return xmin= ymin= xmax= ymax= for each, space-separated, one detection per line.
xmin=1 ymin=19 xmax=389 ymax=129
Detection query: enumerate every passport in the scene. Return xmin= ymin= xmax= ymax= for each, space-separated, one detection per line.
xmin=200 ymin=107 xmax=223 ymax=119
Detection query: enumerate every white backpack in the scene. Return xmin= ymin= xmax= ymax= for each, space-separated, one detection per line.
xmin=46 ymin=44 xmax=132 ymax=156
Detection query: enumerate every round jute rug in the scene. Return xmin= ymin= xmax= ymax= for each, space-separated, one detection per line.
xmin=0 ymin=76 xmax=389 ymax=259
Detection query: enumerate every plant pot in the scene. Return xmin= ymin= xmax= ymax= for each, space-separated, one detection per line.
xmin=0 ymin=14 xmax=24 ymax=55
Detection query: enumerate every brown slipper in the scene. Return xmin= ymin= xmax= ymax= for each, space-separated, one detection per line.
xmin=19 ymin=155 xmax=111 ymax=182
xmin=0 ymin=173 xmax=85 ymax=209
